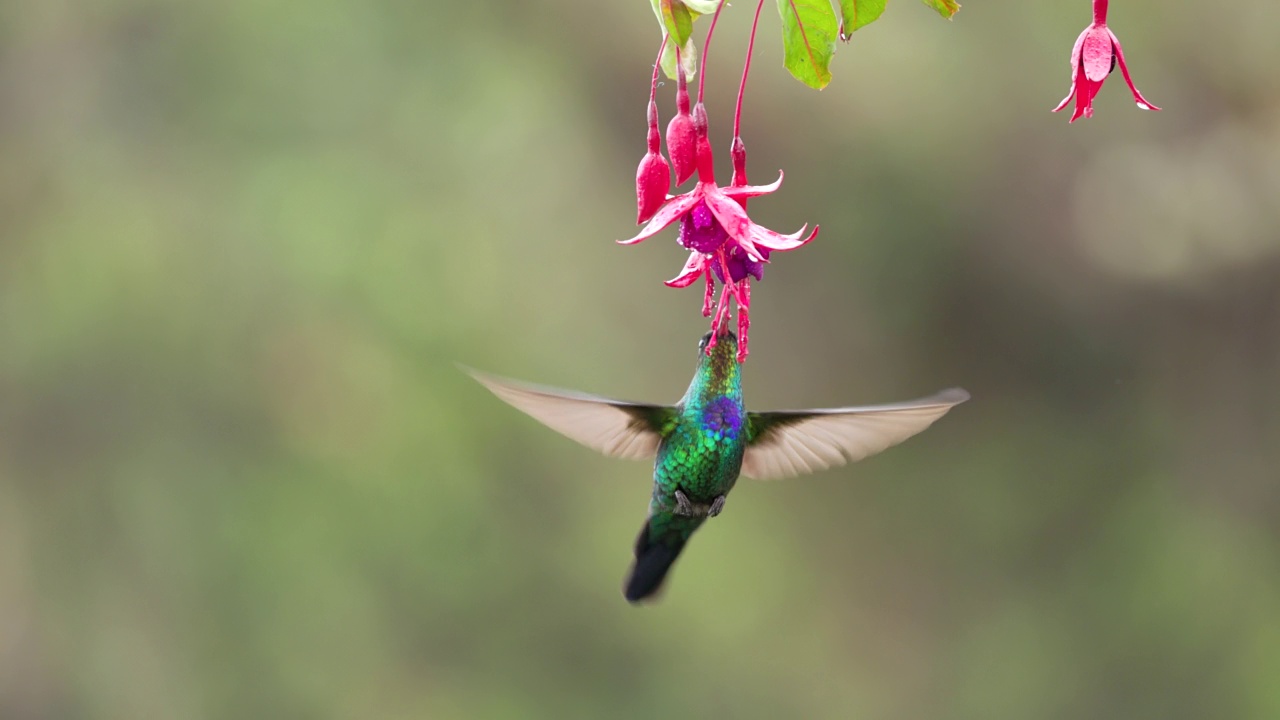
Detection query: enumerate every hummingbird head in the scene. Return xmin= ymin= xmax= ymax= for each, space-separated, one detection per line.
xmin=698 ymin=329 xmax=737 ymax=355
xmin=686 ymin=330 xmax=741 ymax=405
xmin=696 ymin=329 xmax=739 ymax=372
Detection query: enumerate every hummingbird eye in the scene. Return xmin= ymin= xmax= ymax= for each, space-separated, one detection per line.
xmin=698 ymin=331 xmax=713 ymax=351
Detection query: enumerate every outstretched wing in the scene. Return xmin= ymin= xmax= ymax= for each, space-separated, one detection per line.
xmin=742 ymin=388 xmax=969 ymax=480
xmin=465 ymin=368 xmax=677 ymax=460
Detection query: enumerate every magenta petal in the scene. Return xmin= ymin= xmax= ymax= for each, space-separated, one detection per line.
xmin=701 ymin=189 xmax=757 ymax=251
xmin=722 ymin=170 xmax=784 ymax=199
xmin=1067 ymin=27 xmax=1089 ymax=78
xmin=1070 ymin=75 xmax=1102 ymax=123
xmin=1053 ymin=81 xmax=1076 ymax=113
xmin=749 ymin=223 xmax=818 ymax=252
xmin=617 ymin=192 xmax=700 ymax=245
xmin=1055 ymin=27 xmax=1089 ymax=114
xmin=1081 ymin=26 xmax=1113 ymax=82
xmin=665 ymin=252 xmax=707 ymax=288
xmin=1108 ymin=29 xmax=1161 ymax=111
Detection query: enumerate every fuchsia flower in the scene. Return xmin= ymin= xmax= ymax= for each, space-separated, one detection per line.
xmin=619 ymin=103 xmax=817 ymax=361
xmin=621 ymin=165 xmax=813 ymax=267
xmin=1054 ymin=0 xmax=1160 ymax=122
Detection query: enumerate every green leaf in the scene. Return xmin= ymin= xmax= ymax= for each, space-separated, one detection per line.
xmin=776 ymin=0 xmax=839 ymax=90
xmin=658 ymin=34 xmax=697 ymax=82
xmin=837 ymin=0 xmax=887 ymax=38
xmin=649 ymin=0 xmax=703 ymax=80
xmin=650 ymin=0 xmax=694 ymax=47
xmin=919 ymin=0 xmax=960 ymax=19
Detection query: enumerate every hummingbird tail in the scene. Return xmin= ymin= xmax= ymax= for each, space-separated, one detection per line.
xmin=623 ymin=514 xmax=699 ymax=604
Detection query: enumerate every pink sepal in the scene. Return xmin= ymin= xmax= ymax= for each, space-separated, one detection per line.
xmin=617 ymin=192 xmax=700 ymax=245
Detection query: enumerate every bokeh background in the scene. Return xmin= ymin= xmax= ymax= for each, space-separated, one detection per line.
xmin=3 ymin=0 xmax=1279 ymax=718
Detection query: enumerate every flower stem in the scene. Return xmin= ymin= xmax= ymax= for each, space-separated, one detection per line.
xmin=733 ymin=0 xmax=767 ymax=141
xmin=650 ymin=34 xmax=668 ymax=102
xmin=702 ymin=270 xmax=715 ymax=317
xmin=729 ymin=0 xmax=766 ymax=190
xmin=1093 ymin=0 xmax=1108 ymax=24
xmin=712 ymin=287 xmax=732 ymax=338
xmin=735 ymin=279 xmax=751 ymax=362
xmin=697 ymin=0 xmax=729 ymax=103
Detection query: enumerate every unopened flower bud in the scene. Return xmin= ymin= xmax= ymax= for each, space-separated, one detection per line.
xmin=636 ymin=151 xmax=671 ymax=224
xmin=666 ymin=68 xmax=696 ymax=184
xmin=636 ymin=99 xmax=671 ymax=224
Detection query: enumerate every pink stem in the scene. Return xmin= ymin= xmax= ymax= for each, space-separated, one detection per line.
xmin=692 ymin=103 xmax=716 ymax=183
xmin=1093 ymin=0 xmax=1108 ymax=24
xmin=708 ymin=283 xmax=732 ymax=351
xmin=735 ymin=280 xmax=751 ymax=362
xmin=702 ymin=269 xmax=715 ymax=317
xmin=714 ymin=289 xmax=732 ymax=334
xmin=713 ymin=252 xmax=742 ymax=357
xmin=733 ymin=0 xmax=767 ymax=141
xmin=646 ymin=100 xmax=661 ymax=153
xmin=730 ymin=136 xmax=748 ymax=198
xmin=650 ymin=35 xmax=668 ymax=100
xmin=717 ymin=252 xmax=737 ymax=300
xmin=645 ymin=37 xmax=669 ymax=154
xmin=674 ymin=48 xmax=690 ymax=114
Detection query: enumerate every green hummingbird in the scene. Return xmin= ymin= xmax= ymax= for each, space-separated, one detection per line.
xmin=467 ymin=331 xmax=968 ymax=604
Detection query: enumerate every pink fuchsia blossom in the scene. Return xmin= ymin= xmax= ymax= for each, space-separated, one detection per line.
xmin=619 ymin=104 xmax=817 ymax=362
xmin=619 ymin=108 xmax=815 ymax=262
xmin=619 ymin=160 xmax=812 ymax=262
xmin=1054 ymin=0 xmax=1160 ymax=123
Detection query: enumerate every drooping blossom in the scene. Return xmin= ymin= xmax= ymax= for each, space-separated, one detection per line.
xmin=619 ymin=103 xmax=817 ymax=361
xmin=1054 ymin=0 xmax=1160 ymax=123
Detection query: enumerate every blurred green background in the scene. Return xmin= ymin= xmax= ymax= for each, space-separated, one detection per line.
xmin=3 ymin=0 xmax=1280 ymax=718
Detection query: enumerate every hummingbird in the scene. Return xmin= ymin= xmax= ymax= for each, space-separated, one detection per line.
xmin=466 ymin=331 xmax=968 ymax=604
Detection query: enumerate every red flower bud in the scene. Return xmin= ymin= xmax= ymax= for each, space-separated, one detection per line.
xmin=636 ymin=99 xmax=671 ymax=224
xmin=636 ymin=151 xmax=671 ymax=224
xmin=666 ymin=68 xmax=696 ymax=185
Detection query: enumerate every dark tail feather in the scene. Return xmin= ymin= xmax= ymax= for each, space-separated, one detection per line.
xmin=623 ymin=517 xmax=690 ymax=604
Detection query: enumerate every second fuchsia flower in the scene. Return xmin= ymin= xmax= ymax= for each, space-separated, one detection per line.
xmin=1054 ymin=0 xmax=1160 ymax=122
xmin=621 ymin=99 xmax=817 ymax=362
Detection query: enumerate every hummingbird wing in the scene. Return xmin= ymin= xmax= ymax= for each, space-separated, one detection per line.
xmin=465 ymin=368 xmax=676 ymax=460
xmin=742 ymin=388 xmax=969 ymax=480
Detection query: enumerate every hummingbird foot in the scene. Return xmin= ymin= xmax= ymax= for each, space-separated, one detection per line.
xmin=673 ymin=489 xmax=699 ymax=517
xmin=707 ymin=495 xmax=726 ymax=517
